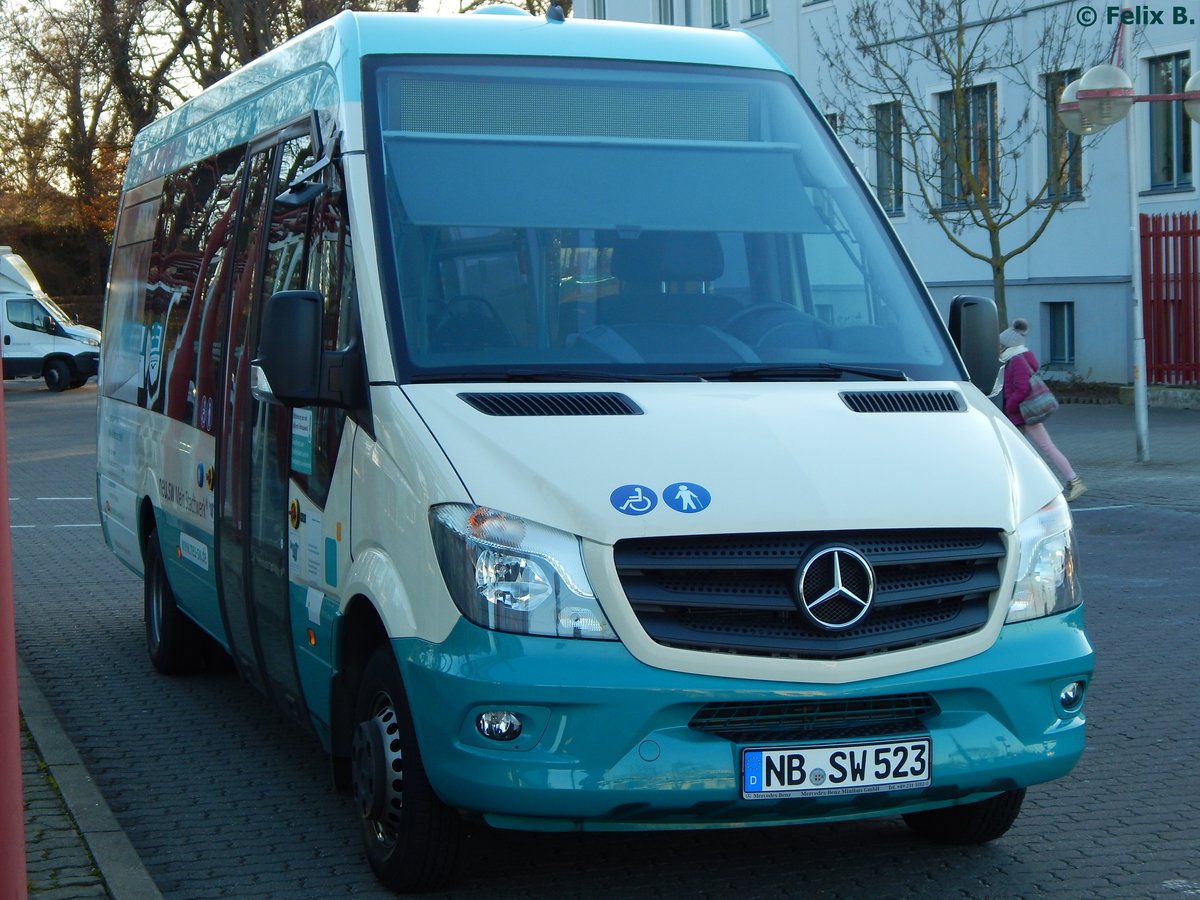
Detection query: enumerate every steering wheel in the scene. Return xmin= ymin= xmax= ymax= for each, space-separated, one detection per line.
xmin=722 ymin=303 xmax=831 ymax=349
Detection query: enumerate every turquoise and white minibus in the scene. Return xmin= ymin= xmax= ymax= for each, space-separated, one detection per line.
xmin=97 ymin=8 xmax=1093 ymax=893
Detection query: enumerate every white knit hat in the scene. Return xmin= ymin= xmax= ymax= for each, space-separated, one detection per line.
xmin=999 ymin=318 xmax=1030 ymax=348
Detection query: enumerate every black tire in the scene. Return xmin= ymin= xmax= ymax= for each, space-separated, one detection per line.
xmin=144 ymin=529 xmax=202 ymax=674
xmin=902 ymin=788 xmax=1026 ymax=845
xmin=351 ymin=646 xmax=464 ymax=893
xmin=44 ymin=359 xmax=71 ymax=392
xmin=68 ymin=374 xmax=87 ymax=389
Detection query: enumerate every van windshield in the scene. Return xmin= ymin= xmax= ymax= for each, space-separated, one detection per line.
xmin=367 ymin=58 xmax=960 ymax=382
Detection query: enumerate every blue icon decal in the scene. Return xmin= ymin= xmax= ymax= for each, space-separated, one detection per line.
xmin=611 ymin=484 xmax=658 ymax=516
xmin=663 ymin=482 xmax=711 ymax=513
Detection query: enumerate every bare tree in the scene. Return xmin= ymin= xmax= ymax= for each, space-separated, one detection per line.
xmin=181 ymin=0 xmax=425 ymax=86
xmin=0 ymin=0 xmax=124 ymax=286
xmin=0 ymin=0 xmax=427 ymax=291
xmin=0 ymin=56 xmax=62 ymax=224
xmin=814 ymin=0 xmax=1105 ymax=322
xmin=94 ymin=0 xmax=207 ymax=134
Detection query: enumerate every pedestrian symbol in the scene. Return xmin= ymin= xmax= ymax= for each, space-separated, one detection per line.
xmin=663 ymin=482 xmax=711 ymax=514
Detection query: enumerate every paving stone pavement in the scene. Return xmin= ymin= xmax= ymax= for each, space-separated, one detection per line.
xmin=8 ymin=385 xmax=1199 ymax=898
xmin=21 ymin=719 xmax=107 ymax=898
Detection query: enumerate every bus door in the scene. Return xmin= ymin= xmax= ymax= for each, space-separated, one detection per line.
xmin=216 ymin=130 xmax=316 ymax=728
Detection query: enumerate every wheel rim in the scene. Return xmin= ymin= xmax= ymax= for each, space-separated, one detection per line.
xmin=352 ymin=692 xmax=405 ymax=849
xmin=148 ymin=564 xmax=164 ymax=654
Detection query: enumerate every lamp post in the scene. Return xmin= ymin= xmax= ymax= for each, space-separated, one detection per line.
xmin=1058 ymin=20 xmax=1200 ymax=464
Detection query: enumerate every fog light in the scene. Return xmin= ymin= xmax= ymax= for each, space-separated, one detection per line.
xmin=1059 ymin=681 xmax=1086 ymax=710
xmin=477 ymin=710 xmax=522 ymax=741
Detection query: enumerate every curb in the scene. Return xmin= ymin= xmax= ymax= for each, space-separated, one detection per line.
xmin=1117 ymin=384 xmax=1200 ymax=410
xmin=17 ymin=654 xmax=162 ymax=900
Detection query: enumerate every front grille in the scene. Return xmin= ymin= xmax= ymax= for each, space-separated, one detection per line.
xmin=690 ymin=693 xmax=937 ymax=743
xmin=614 ymin=530 xmax=1004 ymax=660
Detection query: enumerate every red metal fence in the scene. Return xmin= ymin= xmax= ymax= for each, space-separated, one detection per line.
xmin=1141 ymin=212 xmax=1200 ymax=385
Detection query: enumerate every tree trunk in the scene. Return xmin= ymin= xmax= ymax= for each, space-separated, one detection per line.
xmin=991 ymin=261 xmax=1007 ymax=328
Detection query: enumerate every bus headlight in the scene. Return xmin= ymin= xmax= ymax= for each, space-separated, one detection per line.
xmin=431 ymin=504 xmax=616 ymax=640
xmin=1005 ymin=495 xmax=1082 ymax=624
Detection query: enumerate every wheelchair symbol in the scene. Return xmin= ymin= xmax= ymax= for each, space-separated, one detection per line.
xmin=611 ymin=484 xmax=658 ymax=516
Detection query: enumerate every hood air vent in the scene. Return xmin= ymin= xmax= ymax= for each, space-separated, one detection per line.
xmin=840 ymin=390 xmax=965 ymax=413
xmin=459 ymin=392 xmax=643 ymax=417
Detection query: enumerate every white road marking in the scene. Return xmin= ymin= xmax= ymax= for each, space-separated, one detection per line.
xmin=1164 ymin=880 xmax=1200 ymax=896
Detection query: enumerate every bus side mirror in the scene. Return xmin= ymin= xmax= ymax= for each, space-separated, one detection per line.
xmin=252 ymin=288 xmax=369 ymax=416
xmin=948 ymin=295 xmax=999 ymax=392
xmin=253 ymin=290 xmax=324 ymax=406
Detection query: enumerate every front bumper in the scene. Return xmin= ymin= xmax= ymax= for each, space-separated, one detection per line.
xmin=396 ymin=608 xmax=1092 ymax=831
xmin=73 ymin=351 xmax=100 ymax=378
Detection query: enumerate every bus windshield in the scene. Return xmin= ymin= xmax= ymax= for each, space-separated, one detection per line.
xmin=367 ymin=58 xmax=960 ymax=382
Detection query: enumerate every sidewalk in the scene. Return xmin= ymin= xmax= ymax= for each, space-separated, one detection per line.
xmin=12 ymin=396 xmax=1198 ymax=899
xmin=1044 ymin=400 xmax=1200 ymax=512
xmin=18 ymin=653 xmax=162 ymax=899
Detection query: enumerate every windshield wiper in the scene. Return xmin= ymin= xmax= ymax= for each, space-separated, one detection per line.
xmin=410 ymin=369 xmax=707 ymax=384
xmin=722 ymin=363 xmax=909 ymax=382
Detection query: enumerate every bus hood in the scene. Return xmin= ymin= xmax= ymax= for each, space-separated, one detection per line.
xmin=403 ymin=382 xmax=1061 ymax=543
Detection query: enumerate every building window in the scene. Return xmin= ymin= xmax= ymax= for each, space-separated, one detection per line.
xmin=658 ymin=0 xmax=673 ymax=24
xmin=937 ymin=84 xmax=998 ymax=207
xmin=748 ymin=0 xmax=768 ymax=19
xmin=593 ymin=0 xmax=606 ymax=17
xmin=1148 ymin=53 xmax=1193 ymax=190
xmin=711 ymin=0 xmax=728 ymax=26
xmin=1045 ymin=70 xmax=1082 ymax=200
xmin=873 ymin=102 xmax=903 ymax=214
xmin=1047 ymin=302 xmax=1075 ymax=365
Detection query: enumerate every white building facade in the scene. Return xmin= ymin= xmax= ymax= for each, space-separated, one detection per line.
xmin=578 ymin=0 xmax=1199 ymax=385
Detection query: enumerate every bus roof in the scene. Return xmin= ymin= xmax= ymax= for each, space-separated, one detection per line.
xmin=125 ymin=11 xmax=788 ymax=188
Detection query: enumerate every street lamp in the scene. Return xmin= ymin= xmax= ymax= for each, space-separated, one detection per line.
xmin=1056 ymin=80 xmax=1100 ymax=135
xmin=1076 ymin=64 xmax=1134 ymax=128
xmin=1057 ymin=28 xmax=1200 ymax=464
xmin=1186 ymin=71 xmax=1200 ymax=125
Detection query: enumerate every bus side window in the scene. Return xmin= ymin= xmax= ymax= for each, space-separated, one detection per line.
xmin=185 ymin=148 xmax=247 ymax=433
xmin=102 ymin=181 xmax=161 ymax=404
xmin=139 ymin=149 xmax=247 ymax=425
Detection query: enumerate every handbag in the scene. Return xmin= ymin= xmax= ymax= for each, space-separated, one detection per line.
xmin=1017 ymin=358 xmax=1059 ymax=424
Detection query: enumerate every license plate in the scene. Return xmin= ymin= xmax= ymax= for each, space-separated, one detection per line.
xmin=742 ymin=738 xmax=932 ymax=799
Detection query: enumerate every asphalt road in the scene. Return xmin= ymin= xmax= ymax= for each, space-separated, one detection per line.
xmin=6 ymin=379 xmax=1200 ymax=898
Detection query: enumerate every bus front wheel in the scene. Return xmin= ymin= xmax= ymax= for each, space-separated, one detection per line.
xmin=351 ymin=646 xmax=464 ymax=893
xmin=902 ymin=788 xmax=1026 ymax=844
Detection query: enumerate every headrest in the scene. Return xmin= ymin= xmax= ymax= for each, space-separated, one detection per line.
xmin=610 ymin=231 xmax=724 ymax=285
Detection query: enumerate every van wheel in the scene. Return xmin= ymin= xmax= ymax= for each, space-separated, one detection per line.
xmin=902 ymin=788 xmax=1026 ymax=844
xmin=144 ymin=529 xmax=202 ymax=674
xmin=44 ymin=359 xmax=71 ymax=392
xmin=351 ymin=646 xmax=463 ymax=893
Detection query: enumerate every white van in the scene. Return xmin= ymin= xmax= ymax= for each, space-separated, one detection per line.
xmin=97 ymin=9 xmax=1092 ymax=894
xmin=0 ymin=246 xmax=101 ymax=390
